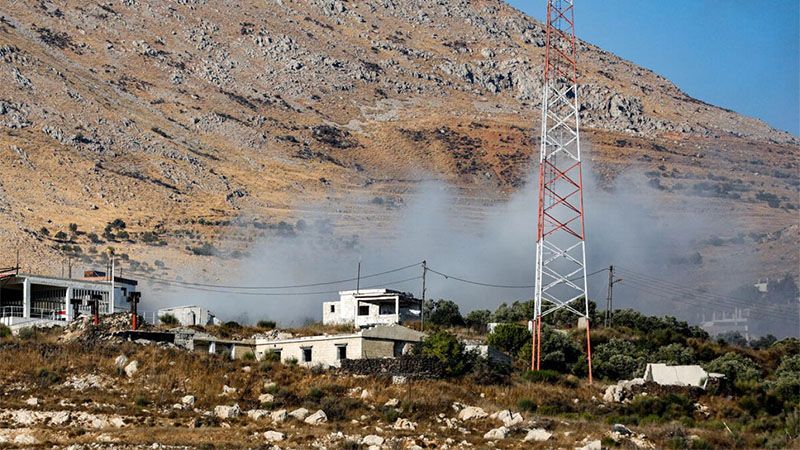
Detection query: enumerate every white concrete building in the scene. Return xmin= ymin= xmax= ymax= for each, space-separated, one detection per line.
xmin=157 ymin=305 xmax=220 ymax=326
xmin=0 ymin=270 xmax=137 ymax=329
xmin=254 ymin=325 xmax=424 ymax=368
xmin=323 ymin=289 xmax=422 ymax=328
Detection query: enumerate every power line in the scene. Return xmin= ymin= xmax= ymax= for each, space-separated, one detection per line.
xmin=147 ymin=275 xmax=423 ymax=297
xmin=426 ymin=266 xmax=608 ymax=289
xmin=136 ymin=261 xmax=422 ymax=290
xmin=614 ymin=267 xmax=791 ymax=315
xmin=616 ymin=276 xmax=791 ymax=321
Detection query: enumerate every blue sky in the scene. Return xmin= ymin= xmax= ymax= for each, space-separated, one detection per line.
xmin=508 ymin=0 xmax=800 ymax=135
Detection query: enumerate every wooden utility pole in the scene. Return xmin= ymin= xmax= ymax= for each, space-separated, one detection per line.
xmin=421 ymin=260 xmax=427 ymax=331
xmin=356 ymin=261 xmax=361 ymax=294
xmin=605 ymin=265 xmax=622 ymax=327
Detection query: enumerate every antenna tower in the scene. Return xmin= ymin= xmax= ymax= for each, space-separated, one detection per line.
xmin=533 ymin=0 xmax=592 ymax=382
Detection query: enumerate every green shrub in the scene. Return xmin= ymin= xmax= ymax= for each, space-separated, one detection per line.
xmin=487 ymin=323 xmax=531 ymax=358
xmin=54 ymin=231 xmax=68 ymax=240
xmin=415 ymin=330 xmax=473 ymax=377
xmin=0 ymin=324 xmax=10 ymax=338
xmin=37 ymin=368 xmax=61 ymax=387
xmin=522 ymin=369 xmax=561 ymax=383
xmin=159 ymin=313 xmax=179 ymax=326
xmin=422 ymin=299 xmax=465 ymax=327
xmin=18 ymin=327 xmax=36 ymax=340
xmin=134 ymin=395 xmax=151 ymax=407
xmin=626 ymin=393 xmax=694 ymax=422
xmin=517 ymin=398 xmax=538 ymax=413
xmin=465 ymin=309 xmax=491 ymax=331
xmin=705 ymin=352 xmax=760 ymax=385
xmin=468 ymin=355 xmax=511 ymax=385
xmin=593 ymin=338 xmax=645 ymax=380
xmin=242 ymin=351 xmax=256 ymax=361
xmin=257 ymin=320 xmax=277 ymax=330
xmin=262 ymin=351 xmax=281 ymax=364
xmin=654 ymin=343 xmax=697 ymax=365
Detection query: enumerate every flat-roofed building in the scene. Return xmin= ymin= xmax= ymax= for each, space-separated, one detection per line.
xmin=255 ymin=325 xmax=424 ymax=368
xmin=0 ymin=270 xmax=137 ymax=328
xmin=323 ymin=289 xmax=422 ymax=328
xmin=157 ymin=305 xmax=220 ymax=326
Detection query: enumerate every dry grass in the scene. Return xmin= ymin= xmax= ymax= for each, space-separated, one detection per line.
xmin=0 ymin=329 xmax=788 ymax=449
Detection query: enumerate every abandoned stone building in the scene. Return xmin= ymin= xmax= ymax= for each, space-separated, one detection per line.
xmin=322 ymin=289 xmax=422 ymax=328
xmin=0 ymin=269 xmax=138 ymax=330
xmin=254 ymin=325 xmax=425 ymax=368
xmin=157 ymin=305 xmax=220 ymax=327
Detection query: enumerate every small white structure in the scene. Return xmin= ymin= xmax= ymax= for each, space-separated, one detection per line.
xmin=323 ymin=289 xmax=421 ymax=328
xmin=255 ymin=325 xmax=424 ymax=368
xmin=643 ymin=363 xmax=724 ymax=389
xmin=158 ymin=305 xmax=220 ymax=327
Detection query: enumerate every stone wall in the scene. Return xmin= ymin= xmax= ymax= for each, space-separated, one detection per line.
xmin=339 ymin=356 xmax=445 ymax=379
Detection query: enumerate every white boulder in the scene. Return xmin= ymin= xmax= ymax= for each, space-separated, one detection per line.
xmin=289 ymin=408 xmax=309 ymax=420
xmin=264 ymin=430 xmax=285 ymax=442
xmin=362 ymin=435 xmax=384 ymax=446
xmin=304 ymin=409 xmax=327 ymax=425
xmin=214 ymin=404 xmax=240 ymax=419
xmin=524 ymin=428 xmax=552 ymax=442
xmin=484 ymin=426 xmax=509 ymax=440
xmin=124 ymin=360 xmax=139 ymax=378
xmin=458 ymin=406 xmax=488 ymax=421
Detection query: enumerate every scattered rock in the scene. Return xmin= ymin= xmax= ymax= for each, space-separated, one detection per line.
xmin=114 ymin=355 xmax=129 ymax=368
xmin=258 ymin=393 xmax=274 ymax=404
xmin=124 ymin=360 xmax=139 ymax=378
xmin=603 ymin=378 xmax=645 ymax=403
xmin=181 ymin=395 xmax=195 ymax=407
xmin=14 ymin=433 xmax=37 ymax=445
xmin=264 ymin=430 xmax=285 ymax=442
xmin=360 ymin=389 xmax=371 ymax=399
xmin=25 ymin=397 xmax=38 ymax=406
xmin=491 ymin=409 xmax=523 ymax=428
xmin=524 ymin=428 xmax=552 ymax=442
xmin=484 ymin=426 xmax=509 ymax=440
xmin=613 ymin=423 xmax=633 ymax=436
xmin=384 ymin=398 xmax=399 ymax=407
xmin=362 ymin=435 xmax=384 ymax=446
xmin=214 ymin=404 xmax=240 ymax=419
xmin=222 ymin=385 xmax=237 ymax=395
xmin=271 ymin=409 xmax=288 ymax=423
xmin=247 ymin=409 xmax=269 ymax=420
xmin=578 ymin=439 xmax=602 ymax=450
xmin=288 ymin=408 xmax=309 ymax=420
xmin=393 ymin=418 xmax=417 ymax=430
xmin=458 ymin=406 xmax=488 ymax=421
xmin=304 ymin=409 xmax=327 ymax=425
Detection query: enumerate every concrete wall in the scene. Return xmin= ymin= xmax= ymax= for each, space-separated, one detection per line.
xmin=256 ymin=334 xmax=364 ymax=368
xmin=158 ymin=306 xmax=216 ymax=326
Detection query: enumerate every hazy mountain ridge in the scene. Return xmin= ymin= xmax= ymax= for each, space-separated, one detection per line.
xmin=0 ymin=0 xmax=795 ymax=295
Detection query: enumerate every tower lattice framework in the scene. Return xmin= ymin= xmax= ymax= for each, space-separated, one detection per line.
xmin=533 ymin=0 xmax=592 ymax=382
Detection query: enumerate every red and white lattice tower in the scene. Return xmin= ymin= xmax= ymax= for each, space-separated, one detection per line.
xmin=532 ymin=0 xmax=593 ymax=382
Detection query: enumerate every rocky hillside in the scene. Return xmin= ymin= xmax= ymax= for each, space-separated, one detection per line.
xmin=0 ymin=1 xmax=796 ymax=295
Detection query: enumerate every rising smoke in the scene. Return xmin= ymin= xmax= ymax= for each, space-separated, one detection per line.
xmin=142 ymin=154 xmax=759 ymax=329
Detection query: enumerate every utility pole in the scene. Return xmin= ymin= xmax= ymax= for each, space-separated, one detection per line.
xmin=356 ymin=261 xmax=361 ymax=294
xmin=605 ymin=266 xmax=623 ymax=327
xmin=421 ymin=260 xmax=427 ymax=331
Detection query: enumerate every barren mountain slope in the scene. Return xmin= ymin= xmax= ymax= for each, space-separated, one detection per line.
xmin=0 ymin=0 xmax=796 ymax=299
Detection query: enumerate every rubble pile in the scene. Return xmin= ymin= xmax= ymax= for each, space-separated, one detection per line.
xmin=59 ymin=313 xmax=151 ymax=344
